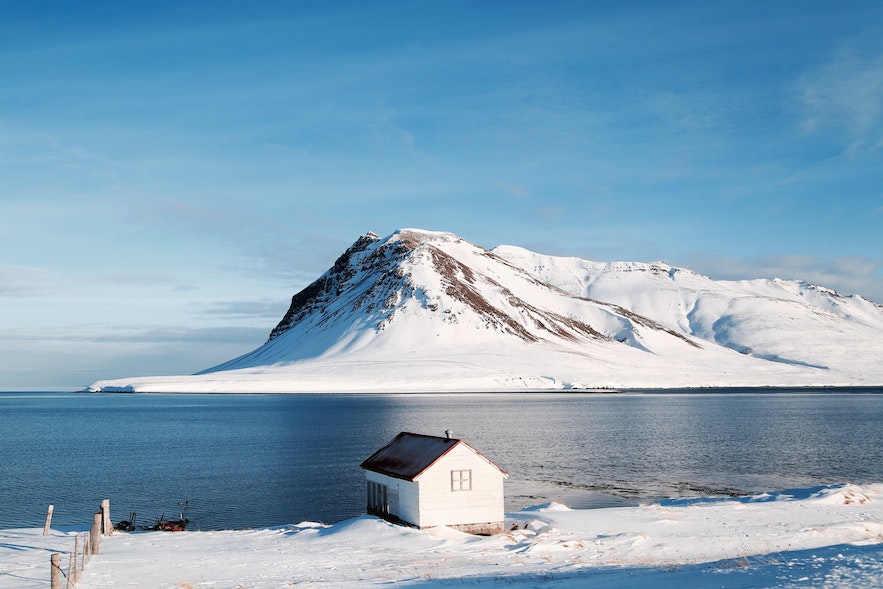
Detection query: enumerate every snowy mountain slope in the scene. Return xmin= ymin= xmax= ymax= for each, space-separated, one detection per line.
xmin=89 ymin=229 xmax=883 ymax=393
xmin=494 ymin=246 xmax=883 ymax=377
xmin=201 ymin=229 xmax=703 ymax=371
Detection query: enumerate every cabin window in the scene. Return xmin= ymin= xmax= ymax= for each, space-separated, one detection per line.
xmin=451 ymin=469 xmax=472 ymax=492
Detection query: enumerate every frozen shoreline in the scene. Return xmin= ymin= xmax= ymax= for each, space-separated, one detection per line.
xmin=5 ymin=484 xmax=882 ymax=588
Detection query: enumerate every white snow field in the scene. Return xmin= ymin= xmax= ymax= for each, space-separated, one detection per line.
xmin=89 ymin=229 xmax=883 ymax=393
xmin=4 ymin=484 xmax=881 ymax=588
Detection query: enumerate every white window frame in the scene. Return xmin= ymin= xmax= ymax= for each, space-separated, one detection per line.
xmin=451 ymin=469 xmax=472 ymax=492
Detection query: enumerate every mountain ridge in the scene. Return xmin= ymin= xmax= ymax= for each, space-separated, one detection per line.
xmin=89 ymin=228 xmax=883 ymax=393
xmin=493 ymin=244 xmax=883 ymax=370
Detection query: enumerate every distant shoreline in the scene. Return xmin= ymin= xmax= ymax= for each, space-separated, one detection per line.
xmin=2 ymin=385 xmax=881 ymax=395
xmin=65 ymin=384 xmax=883 ymax=395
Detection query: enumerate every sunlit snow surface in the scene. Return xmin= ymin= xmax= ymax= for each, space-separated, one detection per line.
xmin=89 ymin=230 xmax=883 ymax=393
xmin=5 ymin=484 xmax=881 ymax=588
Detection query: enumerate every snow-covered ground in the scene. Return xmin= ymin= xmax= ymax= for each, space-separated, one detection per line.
xmin=85 ymin=347 xmax=882 ymax=393
xmin=6 ymin=484 xmax=881 ymax=588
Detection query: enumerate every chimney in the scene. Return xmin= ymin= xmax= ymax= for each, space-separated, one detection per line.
xmin=445 ymin=429 xmax=453 ymax=440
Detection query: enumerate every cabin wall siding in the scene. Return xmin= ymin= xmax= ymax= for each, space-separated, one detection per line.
xmin=413 ymin=444 xmax=505 ymax=528
xmin=365 ymin=470 xmax=419 ymax=525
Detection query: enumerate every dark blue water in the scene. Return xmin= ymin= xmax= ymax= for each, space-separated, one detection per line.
xmin=1 ymin=390 xmax=881 ymax=530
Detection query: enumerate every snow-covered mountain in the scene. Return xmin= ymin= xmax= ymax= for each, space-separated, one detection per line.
xmin=494 ymin=246 xmax=883 ymax=377
xmin=89 ymin=229 xmax=883 ymax=393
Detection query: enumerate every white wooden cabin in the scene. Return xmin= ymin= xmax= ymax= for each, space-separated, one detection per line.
xmin=359 ymin=431 xmax=509 ymax=535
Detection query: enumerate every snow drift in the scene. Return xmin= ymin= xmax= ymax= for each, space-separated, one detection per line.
xmin=89 ymin=229 xmax=883 ymax=393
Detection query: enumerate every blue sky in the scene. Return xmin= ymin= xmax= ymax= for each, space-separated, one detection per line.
xmin=1 ymin=0 xmax=881 ymax=390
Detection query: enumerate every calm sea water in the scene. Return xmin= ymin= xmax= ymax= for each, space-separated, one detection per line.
xmin=1 ymin=389 xmax=881 ymax=531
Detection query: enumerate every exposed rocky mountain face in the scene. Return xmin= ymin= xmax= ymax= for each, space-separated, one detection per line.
xmin=91 ymin=228 xmax=883 ymax=392
xmin=205 ymin=229 xmax=705 ymax=373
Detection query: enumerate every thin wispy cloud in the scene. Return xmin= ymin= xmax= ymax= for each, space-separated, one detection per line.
xmin=0 ymin=324 xmax=268 ymax=389
xmin=140 ymin=200 xmax=357 ymax=283
xmin=2 ymin=324 xmax=265 ymax=346
xmin=690 ymin=254 xmax=883 ymax=303
xmin=798 ymin=45 xmax=883 ymax=154
xmin=0 ymin=265 xmax=54 ymax=298
xmin=201 ymin=299 xmax=290 ymax=321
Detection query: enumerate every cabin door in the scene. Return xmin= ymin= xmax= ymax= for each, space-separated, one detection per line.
xmin=367 ymin=481 xmax=390 ymax=516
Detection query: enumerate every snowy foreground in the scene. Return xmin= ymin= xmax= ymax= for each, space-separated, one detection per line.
xmin=5 ymin=485 xmax=882 ymax=588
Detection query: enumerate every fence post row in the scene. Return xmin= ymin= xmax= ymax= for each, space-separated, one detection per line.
xmin=49 ymin=498 xmax=112 ymax=582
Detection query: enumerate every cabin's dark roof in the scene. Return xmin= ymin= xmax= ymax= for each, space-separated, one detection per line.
xmin=360 ymin=432 xmax=507 ymax=481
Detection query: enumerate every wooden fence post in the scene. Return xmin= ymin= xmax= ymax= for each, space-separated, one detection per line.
xmin=73 ymin=534 xmax=79 ymax=582
xmin=50 ymin=553 xmax=60 ymax=589
xmin=43 ymin=505 xmax=54 ymax=536
xmin=90 ymin=512 xmax=102 ymax=555
xmin=101 ymin=499 xmax=112 ymax=535
xmin=66 ymin=554 xmax=73 ymax=589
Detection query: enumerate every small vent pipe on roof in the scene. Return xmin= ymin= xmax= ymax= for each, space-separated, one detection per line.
xmin=445 ymin=429 xmax=453 ymax=440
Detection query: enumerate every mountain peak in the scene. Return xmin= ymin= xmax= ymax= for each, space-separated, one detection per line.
xmin=202 ymin=228 xmax=711 ymax=375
